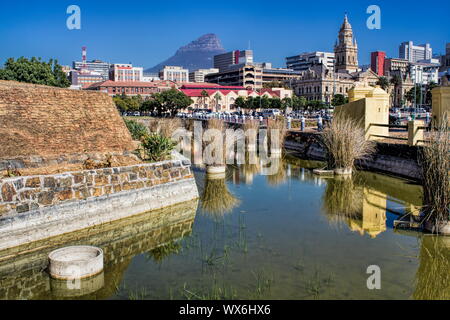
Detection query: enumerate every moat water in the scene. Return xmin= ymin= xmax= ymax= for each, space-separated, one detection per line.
xmin=0 ymin=153 xmax=448 ymax=300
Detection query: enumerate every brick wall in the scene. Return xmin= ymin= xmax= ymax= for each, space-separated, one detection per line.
xmin=0 ymin=159 xmax=194 ymax=217
xmin=0 ymin=81 xmax=136 ymax=170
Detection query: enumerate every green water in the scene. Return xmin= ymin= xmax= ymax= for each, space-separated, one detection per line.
xmin=0 ymin=153 xmax=448 ymax=300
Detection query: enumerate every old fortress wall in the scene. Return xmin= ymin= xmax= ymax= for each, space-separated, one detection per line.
xmin=0 ymin=81 xmax=138 ymax=173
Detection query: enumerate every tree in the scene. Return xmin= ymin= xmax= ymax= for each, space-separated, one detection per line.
xmin=390 ymin=74 xmax=402 ymax=107
xmin=331 ymin=94 xmax=348 ymax=106
xmin=213 ymin=93 xmax=222 ymax=111
xmin=376 ymin=76 xmax=389 ymax=91
xmin=270 ymin=97 xmax=282 ymax=109
xmin=235 ymin=96 xmax=247 ymax=110
xmin=425 ymin=81 xmax=438 ymax=105
xmin=0 ymin=57 xmax=70 ymax=88
xmin=292 ymin=95 xmax=307 ymax=111
xmin=113 ymin=93 xmax=143 ymax=113
xmin=149 ymin=88 xmax=193 ymax=116
xmin=406 ymin=85 xmax=423 ymax=105
xmin=200 ymin=90 xmax=209 ymax=109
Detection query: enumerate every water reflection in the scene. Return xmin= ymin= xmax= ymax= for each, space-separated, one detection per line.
xmin=323 ymin=176 xmax=388 ymax=238
xmin=200 ymin=170 xmax=240 ymax=219
xmin=0 ymin=200 xmax=198 ymax=300
xmin=414 ymin=236 xmax=450 ymax=300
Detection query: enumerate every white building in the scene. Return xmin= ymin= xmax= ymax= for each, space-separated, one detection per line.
xmin=410 ymin=60 xmax=440 ymax=85
xmin=286 ymin=52 xmax=335 ymax=72
xmin=109 ymin=64 xmax=144 ymax=82
xmin=189 ymin=68 xmax=219 ymax=83
xmin=399 ymin=41 xmax=433 ymax=63
xmin=159 ymin=66 xmax=189 ymax=82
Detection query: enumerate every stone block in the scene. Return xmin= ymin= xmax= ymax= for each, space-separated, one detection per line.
xmin=25 ymin=177 xmax=41 ymax=188
xmin=1 ymin=183 xmax=16 ymax=202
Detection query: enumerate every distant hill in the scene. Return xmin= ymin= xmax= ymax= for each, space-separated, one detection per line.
xmin=145 ymin=34 xmax=226 ymax=74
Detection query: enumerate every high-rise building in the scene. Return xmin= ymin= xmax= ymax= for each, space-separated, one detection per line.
xmin=370 ymin=51 xmax=386 ymax=76
xmin=189 ymin=68 xmax=219 ymax=83
xmin=159 ymin=66 xmax=189 ymax=82
xmin=399 ymin=41 xmax=433 ymax=63
xmin=73 ymin=47 xmax=110 ymax=80
xmin=286 ymin=52 xmax=335 ymax=71
xmin=214 ymin=50 xmax=254 ymax=72
xmin=439 ymin=43 xmax=450 ymax=72
xmin=334 ymin=14 xmax=359 ymax=73
xmin=109 ymin=64 xmax=144 ymax=82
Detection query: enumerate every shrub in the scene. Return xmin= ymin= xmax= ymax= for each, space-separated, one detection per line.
xmin=148 ymin=118 xmax=182 ymax=139
xmin=124 ymin=119 xmax=148 ymax=141
xmin=420 ymin=117 xmax=449 ymax=224
xmin=141 ymin=133 xmax=176 ymax=162
xmin=320 ymin=115 xmax=375 ymax=170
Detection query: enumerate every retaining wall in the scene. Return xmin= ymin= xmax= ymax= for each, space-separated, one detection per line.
xmin=0 ymin=155 xmax=199 ymax=251
xmin=285 ymin=131 xmax=422 ymax=181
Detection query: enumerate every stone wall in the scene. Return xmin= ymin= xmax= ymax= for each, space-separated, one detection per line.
xmin=285 ymin=131 xmax=422 ymax=181
xmin=0 ymin=81 xmax=137 ymax=172
xmin=0 ymin=155 xmax=199 ymax=251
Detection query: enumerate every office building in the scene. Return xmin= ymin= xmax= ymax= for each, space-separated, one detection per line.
xmin=189 ymin=68 xmax=219 ymax=83
xmin=399 ymin=41 xmax=433 ymax=63
xmin=286 ymin=52 xmax=335 ymax=71
xmin=370 ymin=51 xmax=386 ymax=76
xmin=109 ymin=64 xmax=144 ymax=82
xmin=159 ymin=66 xmax=189 ymax=82
xmin=214 ymin=50 xmax=254 ymax=72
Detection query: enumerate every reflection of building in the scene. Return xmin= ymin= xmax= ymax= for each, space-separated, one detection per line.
xmin=348 ymin=188 xmax=387 ymax=238
xmin=0 ymin=200 xmax=197 ymax=300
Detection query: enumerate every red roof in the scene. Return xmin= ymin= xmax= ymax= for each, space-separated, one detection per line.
xmin=87 ymin=80 xmax=177 ymax=89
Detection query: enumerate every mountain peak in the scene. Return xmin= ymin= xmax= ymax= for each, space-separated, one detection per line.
xmin=145 ymin=34 xmax=226 ymax=73
xmin=177 ymin=34 xmax=225 ymax=53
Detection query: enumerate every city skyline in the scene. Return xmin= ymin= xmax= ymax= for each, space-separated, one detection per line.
xmin=1 ymin=0 xmax=449 ymax=70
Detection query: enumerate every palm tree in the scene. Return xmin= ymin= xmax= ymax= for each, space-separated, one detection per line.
xmin=390 ymin=75 xmax=401 ymax=108
xmin=214 ymin=93 xmax=222 ymax=112
xmin=376 ymin=76 xmax=389 ymax=91
xmin=200 ymin=90 xmax=209 ymax=109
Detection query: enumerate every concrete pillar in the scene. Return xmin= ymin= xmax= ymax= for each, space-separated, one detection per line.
xmin=408 ymin=120 xmax=424 ymax=146
xmin=431 ymin=86 xmax=450 ymax=128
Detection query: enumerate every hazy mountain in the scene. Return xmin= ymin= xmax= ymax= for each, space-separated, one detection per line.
xmin=145 ymin=34 xmax=226 ymax=74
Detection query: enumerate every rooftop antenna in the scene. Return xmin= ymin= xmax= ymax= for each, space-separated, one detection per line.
xmin=248 ymin=40 xmax=251 ymax=50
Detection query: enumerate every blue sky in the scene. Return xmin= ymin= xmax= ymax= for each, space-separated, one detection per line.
xmin=0 ymin=0 xmax=448 ymax=69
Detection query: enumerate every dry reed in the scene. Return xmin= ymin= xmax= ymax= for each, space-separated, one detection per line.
xmin=420 ymin=116 xmax=449 ymax=225
xmin=320 ymin=114 xmax=375 ymax=170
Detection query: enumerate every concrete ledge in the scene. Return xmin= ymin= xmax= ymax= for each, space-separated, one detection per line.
xmin=0 ymin=177 xmax=198 ymax=251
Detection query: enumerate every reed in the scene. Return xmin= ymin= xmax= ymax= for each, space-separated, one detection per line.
xmin=320 ymin=114 xmax=375 ymax=171
xmin=148 ymin=118 xmax=182 ymax=139
xmin=267 ymin=116 xmax=287 ymax=150
xmin=420 ymin=117 xmax=450 ymax=226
